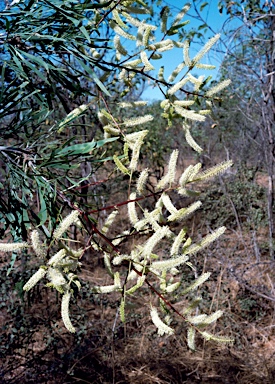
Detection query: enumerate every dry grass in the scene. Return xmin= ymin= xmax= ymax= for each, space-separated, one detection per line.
xmin=1 ymin=164 xmax=275 ymax=383
xmin=1 ymin=231 xmax=275 ymax=384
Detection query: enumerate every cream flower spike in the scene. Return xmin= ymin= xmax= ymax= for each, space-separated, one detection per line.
xmin=0 ymin=242 xmax=28 ymax=252
xmin=53 ymin=210 xmax=79 ymax=240
xmin=150 ymin=306 xmax=174 ymax=336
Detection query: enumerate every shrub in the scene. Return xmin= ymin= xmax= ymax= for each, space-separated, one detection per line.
xmin=0 ymin=0 xmax=233 ymax=351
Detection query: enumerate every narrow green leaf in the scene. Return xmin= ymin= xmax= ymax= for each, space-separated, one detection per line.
xmin=55 ymin=142 xmax=96 ymax=157
xmin=44 ymin=162 xmax=79 ymax=170
xmin=200 ymin=2 xmax=209 ymax=12
xmin=23 ymin=61 xmax=49 ymax=83
xmin=37 ymin=188 xmax=47 ymax=226
xmin=9 ymin=54 xmax=28 ymax=79
xmin=75 ymin=59 xmax=111 ymax=96
xmin=0 ymin=62 xmax=7 ymax=99
xmin=5 ymin=18 xmax=10 ymax=31
xmin=17 ymin=49 xmax=52 ymax=71
xmin=43 ymin=0 xmax=80 ymax=21
xmin=54 ymin=137 xmax=118 ymax=157
xmin=22 ymin=209 xmax=31 ymax=230
xmin=167 ymin=20 xmax=190 ymax=35
xmin=93 ymin=137 xmax=119 ymax=148
xmin=198 ymin=23 xmax=208 ymax=31
xmin=80 ymin=25 xmax=91 ymax=43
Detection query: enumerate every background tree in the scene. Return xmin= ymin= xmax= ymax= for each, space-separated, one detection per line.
xmin=221 ymin=0 xmax=275 ymax=259
xmin=188 ymin=0 xmax=275 ymax=258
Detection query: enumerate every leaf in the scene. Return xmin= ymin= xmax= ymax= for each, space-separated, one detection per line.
xmin=9 ymin=52 xmax=27 ymax=78
xmin=200 ymin=2 xmax=209 ymax=12
xmin=198 ymin=23 xmax=208 ymax=31
xmin=37 ymin=188 xmax=47 ymax=226
xmin=17 ymin=49 xmax=54 ymax=71
xmin=5 ymin=17 xmax=10 ymax=32
xmin=167 ymin=20 xmax=190 ymax=35
xmin=7 ymin=252 xmax=17 ymax=276
xmin=54 ymin=142 xmax=95 ymax=157
xmin=15 ymin=281 xmax=25 ymax=301
xmin=22 ymin=60 xmax=49 ymax=84
xmin=43 ymin=0 xmax=79 ymax=24
xmin=54 ymin=137 xmax=118 ymax=157
xmin=93 ymin=137 xmax=119 ymax=148
xmin=44 ymin=162 xmax=79 ymax=170
xmin=22 ymin=208 xmax=31 ymax=230
xmin=80 ymin=25 xmax=91 ymax=43
xmin=75 ymin=59 xmax=111 ymax=96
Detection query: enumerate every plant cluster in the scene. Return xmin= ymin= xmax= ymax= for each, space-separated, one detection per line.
xmin=0 ymin=0 xmax=233 ymax=350
xmin=199 ymin=167 xmax=266 ymax=230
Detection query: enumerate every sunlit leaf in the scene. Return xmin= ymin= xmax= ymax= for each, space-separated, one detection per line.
xmin=37 ymin=188 xmax=47 ymax=226
xmin=54 ymin=137 xmax=118 ymax=157
xmin=80 ymin=25 xmax=91 ymax=43
xmin=200 ymin=2 xmax=208 ymax=12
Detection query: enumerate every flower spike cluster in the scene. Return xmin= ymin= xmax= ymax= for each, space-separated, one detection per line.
xmin=0 ymin=2 xmax=234 ymax=349
xmin=0 ymin=210 xmax=81 ymax=333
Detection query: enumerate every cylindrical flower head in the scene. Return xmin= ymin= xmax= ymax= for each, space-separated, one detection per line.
xmin=31 ymin=230 xmax=46 ymax=258
xmin=150 ymin=306 xmax=174 ymax=336
xmin=23 ymin=267 xmax=47 ymax=291
xmin=61 ymin=291 xmax=76 ymax=333
xmin=0 ymin=242 xmax=28 ymax=252
xmin=48 ymin=249 xmax=67 ymax=266
xmin=47 ymin=267 xmax=67 ymax=287
xmin=53 ymin=211 xmax=79 ymax=240
xmin=128 ymin=192 xmax=139 ymax=225
xmin=136 ymin=169 xmax=149 ymax=195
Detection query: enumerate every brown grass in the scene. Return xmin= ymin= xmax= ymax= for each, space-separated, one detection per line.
xmin=1 ymin=232 xmax=275 ymax=384
xmin=1 ymin=165 xmax=275 ymax=384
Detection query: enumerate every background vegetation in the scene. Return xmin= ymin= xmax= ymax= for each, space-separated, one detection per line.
xmin=0 ymin=0 xmax=274 ymax=383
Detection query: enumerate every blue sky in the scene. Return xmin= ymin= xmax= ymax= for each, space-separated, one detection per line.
xmin=142 ymin=0 xmax=228 ymax=100
xmin=0 ymin=0 xmax=228 ymax=101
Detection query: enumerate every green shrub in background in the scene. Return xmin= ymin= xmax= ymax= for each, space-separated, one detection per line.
xmin=200 ymin=166 xmax=266 ymax=230
xmin=0 ymin=0 xmax=233 ymax=350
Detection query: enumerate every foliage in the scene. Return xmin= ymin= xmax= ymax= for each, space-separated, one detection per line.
xmin=199 ymin=165 xmax=266 ymax=230
xmin=218 ymin=0 xmax=275 ymax=258
xmin=0 ymin=0 xmax=234 ymax=350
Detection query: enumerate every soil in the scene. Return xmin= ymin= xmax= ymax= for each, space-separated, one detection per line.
xmin=1 ymin=168 xmax=274 ymax=384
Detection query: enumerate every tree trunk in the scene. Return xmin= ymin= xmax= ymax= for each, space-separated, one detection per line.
xmin=262 ymin=8 xmax=275 ymax=259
